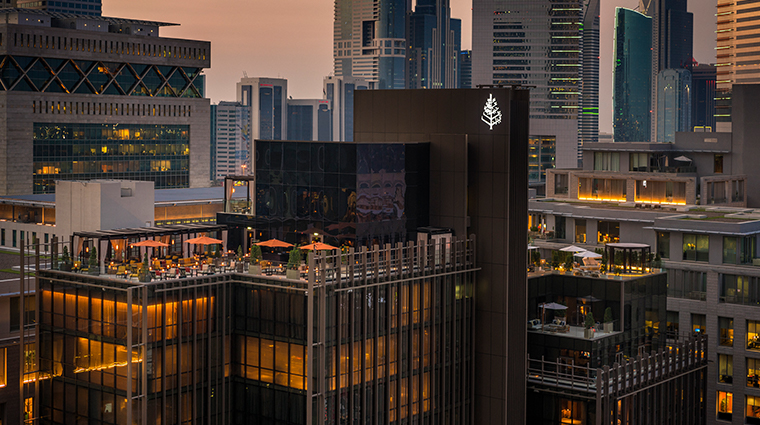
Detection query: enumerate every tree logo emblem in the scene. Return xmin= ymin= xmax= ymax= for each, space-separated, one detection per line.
xmin=481 ymin=94 xmax=502 ymax=130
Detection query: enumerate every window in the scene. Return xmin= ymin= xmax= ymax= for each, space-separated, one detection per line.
xmin=721 ymin=275 xmax=760 ymax=305
xmin=657 ymin=232 xmax=670 ymax=259
xmin=717 ymin=391 xmax=732 ymax=421
xmin=554 ymin=173 xmax=568 ymax=195
xmin=720 ymin=317 xmax=734 ymax=347
xmin=575 ymin=219 xmax=586 ymax=244
xmin=723 ymin=236 xmax=754 ymax=264
xmin=715 ymin=154 xmax=724 ymax=173
xmin=10 ymin=296 xmax=35 ymax=332
xmin=748 ymin=358 xmax=760 ymax=388
xmin=559 ymin=399 xmax=586 ymax=425
xmin=12 ymin=230 xmax=16 ymax=248
xmin=0 ymin=348 xmax=5 ymax=388
xmin=749 ymin=320 xmax=760 ymax=351
xmin=630 ymin=152 xmax=649 ymax=171
xmin=692 ymin=314 xmax=706 ymax=334
xmin=594 ymin=152 xmax=620 ymax=171
xmin=748 ymin=396 xmax=760 ymax=424
xmin=667 ymin=269 xmax=706 ymax=300
xmin=719 ymin=354 xmax=733 ymax=383
xmin=0 ymin=229 xmax=3 ymax=246
xmin=682 ymin=234 xmax=709 ymax=262
xmin=667 ymin=311 xmax=679 ymax=334
xmin=597 ymin=221 xmax=620 ymax=244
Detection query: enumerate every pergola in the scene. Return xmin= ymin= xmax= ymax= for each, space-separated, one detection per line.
xmin=71 ymin=223 xmax=228 ymax=264
xmin=605 ymin=243 xmax=651 ymax=274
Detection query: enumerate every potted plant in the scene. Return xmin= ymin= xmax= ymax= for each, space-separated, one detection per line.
xmin=531 ymin=250 xmax=541 ymax=269
xmin=60 ymin=246 xmax=72 ymax=272
xmin=584 ymin=311 xmax=595 ymax=339
xmin=138 ymin=253 xmax=151 ymax=282
xmin=236 ymin=246 xmax=245 ymax=272
xmin=551 ymin=251 xmax=560 ymax=270
xmin=249 ymin=242 xmax=262 ymax=275
xmin=286 ymin=245 xmax=302 ymax=280
xmin=600 ymin=250 xmax=607 ymax=273
xmin=653 ymin=252 xmax=662 ymax=270
xmin=88 ymin=246 xmax=100 ymax=275
xmin=564 ymin=254 xmax=574 ymax=274
xmin=603 ymin=307 xmax=614 ymax=333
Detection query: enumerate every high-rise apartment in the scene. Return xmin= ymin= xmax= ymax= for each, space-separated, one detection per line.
xmin=211 ymin=101 xmax=250 ymax=181
xmin=716 ymin=0 xmax=760 ymax=130
xmin=472 ymin=0 xmax=599 ymax=171
xmin=286 ymin=99 xmax=332 ymax=142
xmin=333 ymin=0 xmax=407 ymax=89
xmin=16 ymin=0 xmax=102 ymax=15
xmin=691 ymin=64 xmax=716 ymax=130
xmin=406 ymin=0 xmax=460 ymax=89
xmin=657 ymin=68 xmax=692 ymax=144
xmin=236 ymin=77 xmax=288 ymax=141
xmin=0 ymin=9 xmax=211 ymax=195
xmin=459 ymin=50 xmax=472 ymax=89
xmin=613 ymin=8 xmax=652 ymax=142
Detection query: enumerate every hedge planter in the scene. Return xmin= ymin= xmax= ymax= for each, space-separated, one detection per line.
xmin=286 ymin=269 xmax=300 ymax=280
xmin=249 ymin=264 xmax=261 ymax=275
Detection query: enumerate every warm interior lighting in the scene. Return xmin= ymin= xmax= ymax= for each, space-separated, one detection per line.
xmin=578 ymin=197 xmax=628 ymax=203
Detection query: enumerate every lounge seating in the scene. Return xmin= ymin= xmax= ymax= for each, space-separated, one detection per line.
xmin=528 ymin=319 xmax=541 ymax=329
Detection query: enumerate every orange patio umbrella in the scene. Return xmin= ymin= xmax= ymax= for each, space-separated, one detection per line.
xmin=185 ymin=236 xmax=223 ymax=245
xmin=132 ymin=240 xmax=169 ymax=248
xmin=299 ymin=242 xmax=339 ymax=251
xmin=255 ymin=238 xmax=294 ymax=248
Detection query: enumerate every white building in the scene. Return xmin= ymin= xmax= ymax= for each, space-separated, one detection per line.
xmin=236 ymin=77 xmax=288 ymax=141
xmin=211 ymin=101 xmax=250 ymax=180
xmin=323 ymin=75 xmax=368 ymax=142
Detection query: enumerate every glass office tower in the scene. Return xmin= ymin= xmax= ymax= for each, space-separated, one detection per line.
xmin=613 ymin=8 xmax=653 ymax=142
xmin=657 ymin=69 xmax=691 ymax=144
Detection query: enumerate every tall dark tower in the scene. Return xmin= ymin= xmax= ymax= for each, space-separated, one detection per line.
xmin=406 ymin=0 xmax=461 ymax=89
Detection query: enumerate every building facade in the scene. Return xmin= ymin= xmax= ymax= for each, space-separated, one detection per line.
xmin=406 ymin=0 xmax=460 ymax=90
xmin=211 ymin=101 xmax=250 ymax=180
xmin=31 ymin=239 xmax=476 ymax=425
xmin=16 ymin=0 xmax=102 ymax=15
xmin=0 ymin=9 xmax=211 ymax=195
xmin=332 ymin=0 xmax=407 ymax=89
xmin=472 ymin=0 xmax=599 ymax=170
xmin=286 ymin=99 xmax=332 ymax=142
xmin=613 ymin=8 xmax=652 ymax=143
xmin=322 ymin=75 xmax=368 ymax=142
xmin=237 ymin=77 xmax=287 ymax=142
xmin=692 ymin=64 xmax=717 ymax=131
xmin=458 ymin=50 xmax=471 ymax=89
xmin=657 ymin=68 xmax=692 ymax=144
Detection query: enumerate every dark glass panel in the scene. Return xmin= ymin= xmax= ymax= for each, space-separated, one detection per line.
xmin=0 ymin=56 xmax=20 ymax=88
xmin=57 ymin=61 xmax=81 ymax=92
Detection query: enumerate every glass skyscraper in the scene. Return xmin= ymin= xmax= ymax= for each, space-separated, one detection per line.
xmin=333 ymin=0 xmax=407 ymax=89
xmin=406 ymin=0 xmax=461 ymax=89
xmin=613 ymin=8 xmax=652 ymax=142
xmin=657 ymin=68 xmax=691 ymax=144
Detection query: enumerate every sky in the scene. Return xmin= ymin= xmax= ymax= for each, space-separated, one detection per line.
xmin=104 ymin=0 xmax=716 ymax=134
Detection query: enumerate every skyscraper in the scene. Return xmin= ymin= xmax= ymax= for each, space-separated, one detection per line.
xmin=286 ymin=99 xmax=332 ymax=142
xmin=16 ymin=0 xmax=102 ymax=16
xmin=236 ymin=77 xmax=288 ymax=141
xmin=613 ymin=8 xmax=652 ymax=142
xmin=406 ymin=0 xmax=460 ymax=89
xmin=459 ymin=50 xmax=472 ymax=89
xmin=657 ymin=68 xmax=692 ymax=144
xmin=472 ymin=0 xmax=599 ymax=171
xmin=691 ymin=64 xmax=716 ymax=130
xmin=211 ymin=101 xmax=250 ymax=180
xmin=715 ymin=0 xmax=760 ymax=130
xmin=644 ymin=0 xmax=693 ymax=140
xmin=323 ymin=75 xmax=368 ymax=142
xmin=333 ymin=0 xmax=407 ymax=89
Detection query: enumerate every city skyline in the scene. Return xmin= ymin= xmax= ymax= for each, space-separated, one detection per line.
xmin=102 ymin=0 xmax=716 ymax=134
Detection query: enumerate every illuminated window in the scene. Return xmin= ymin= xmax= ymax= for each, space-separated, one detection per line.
xmin=682 ymin=234 xmax=709 ymax=262
xmin=657 ymin=232 xmax=670 ymax=259
xmin=748 ymin=358 xmax=760 ymax=388
xmin=692 ymin=314 xmax=706 ymax=334
xmin=748 ymin=321 xmax=760 ymax=351
xmin=747 ymin=395 xmax=760 ymax=424
xmin=0 ymin=348 xmax=5 ymax=387
xmin=559 ymin=399 xmax=586 ymax=424
xmin=717 ymin=391 xmax=732 ymax=421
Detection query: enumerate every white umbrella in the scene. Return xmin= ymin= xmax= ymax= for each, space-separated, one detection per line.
xmin=528 ymin=245 xmax=539 ymax=250
xmin=574 ymin=251 xmax=602 ymax=258
xmin=674 ymin=155 xmax=692 ymax=162
xmin=560 ymin=245 xmax=586 ymax=253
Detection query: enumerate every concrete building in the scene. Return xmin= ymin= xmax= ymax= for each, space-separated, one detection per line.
xmin=15 ymin=0 xmax=102 ymax=15
xmin=323 ymin=75 xmax=368 ymax=142
xmin=286 ymin=99 xmax=331 ymax=142
xmin=0 ymin=9 xmax=211 ymax=196
xmin=211 ymin=101 xmax=250 ymax=180
xmin=472 ymin=0 xmax=599 ymax=171
xmin=332 ymin=0 xmax=407 ymax=89
xmin=236 ymin=77 xmax=287 ymax=142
